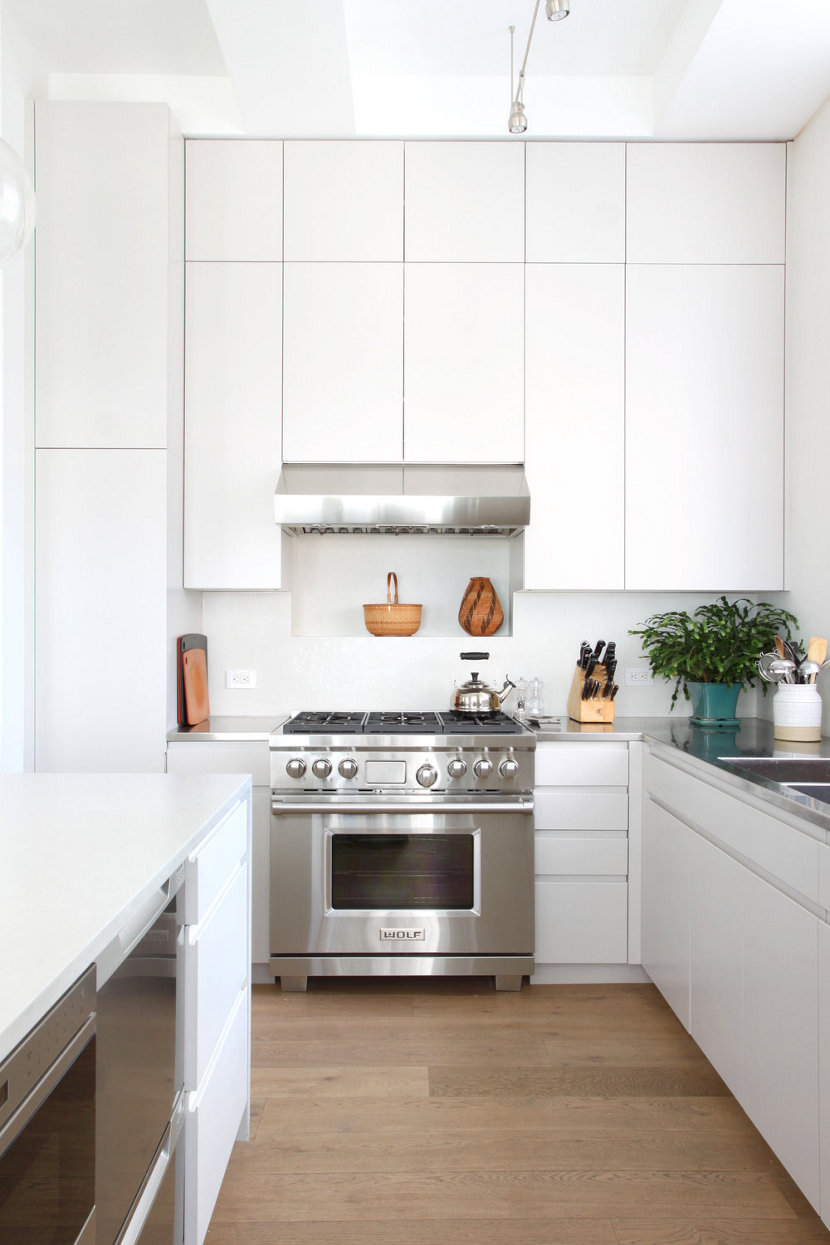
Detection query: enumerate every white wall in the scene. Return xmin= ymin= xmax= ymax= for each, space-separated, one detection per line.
xmin=784 ymin=98 xmax=830 ymax=731
xmin=203 ymin=584 xmax=763 ymax=720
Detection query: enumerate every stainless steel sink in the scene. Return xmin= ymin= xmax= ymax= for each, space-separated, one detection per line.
xmin=718 ymin=756 xmax=830 ymax=784
xmin=785 ymin=783 xmax=830 ymax=805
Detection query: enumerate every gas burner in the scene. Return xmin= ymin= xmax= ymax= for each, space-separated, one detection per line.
xmin=364 ymin=712 xmax=443 ymax=734
xmin=282 ymin=711 xmax=366 ymax=735
xmin=439 ymin=710 xmax=524 ymax=734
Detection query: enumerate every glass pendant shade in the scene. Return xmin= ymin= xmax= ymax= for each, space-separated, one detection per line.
xmin=508 ymin=100 xmax=527 ymax=134
xmin=0 ymin=140 xmax=35 ymax=266
xmin=545 ymin=0 xmax=570 ymax=19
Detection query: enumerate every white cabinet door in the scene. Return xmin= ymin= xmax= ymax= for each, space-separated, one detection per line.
xmin=641 ymin=798 xmax=691 ymax=1029
xmin=404 ymin=263 xmax=524 ymax=463
xmin=524 ymin=263 xmax=625 ymax=588
xmin=526 ymin=143 xmax=625 ymax=262
xmin=404 ymin=141 xmax=524 ymax=262
xmin=185 ymin=139 xmax=283 ymax=261
xmin=625 ymin=264 xmax=784 ymax=590
xmin=284 ymin=140 xmax=403 ymax=260
xmin=184 ymin=988 xmax=248 ymax=1245
xmin=742 ymin=869 xmax=820 ymax=1207
xmin=819 ymin=921 xmax=830 ymax=1230
xmin=251 ymin=789 xmax=271 ymax=967
xmin=35 ymin=102 xmax=171 ymax=448
xmin=184 ymin=262 xmax=283 ymax=590
xmin=535 ymin=878 xmax=628 ymax=963
xmin=626 ymin=142 xmax=786 ymax=264
xmin=690 ymin=833 xmax=743 ymax=1097
xmin=35 ymin=449 xmax=167 ymax=772
xmin=282 ymin=262 xmax=403 ymax=463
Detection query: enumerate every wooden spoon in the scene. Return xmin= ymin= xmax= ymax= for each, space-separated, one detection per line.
xmin=807 ymin=636 xmax=828 ymax=666
xmin=774 ymin=635 xmax=787 ymax=659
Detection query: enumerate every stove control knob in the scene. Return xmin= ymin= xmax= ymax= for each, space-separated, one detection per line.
xmin=499 ymin=757 xmax=520 ymax=779
xmin=447 ymin=758 xmax=467 ymax=779
xmin=286 ymin=758 xmax=306 ymax=779
xmin=312 ymin=758 xmax=332 ymax=779
xmin=474 ymin=758 xmax=493 ymax=779
xmin=416 ymin=764 xmax=438 ymax=788
xmin=338 ymin=758 xmax=358 ymax=779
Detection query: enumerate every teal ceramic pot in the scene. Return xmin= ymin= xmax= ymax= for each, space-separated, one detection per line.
xmin=686 ymin=681 xmax=741 ymax=726
xmin=687 ymin=722 xmax=741 ymax=760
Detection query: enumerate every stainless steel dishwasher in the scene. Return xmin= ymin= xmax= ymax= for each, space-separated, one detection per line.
xmin=0 ymin=966 xmax=97 ymax=1244
xmin=96 ymin=867 xmax=185 ymax=1244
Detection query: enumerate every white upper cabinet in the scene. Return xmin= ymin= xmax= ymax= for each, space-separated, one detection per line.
xmin=524 ymin=263 xmax=625 ymax=589
xmin=403 ymin=263 xmax=524 ymax=463
xmin=184 ymin=262 xmax=283 ymax=589
xmin=185 ymin=140 xmax=283 ymax=261
xmin=626 ymin=143 xmax=786 ymax=264
xmin=282 ymin=262 xmax=403 ymax=462
xmin=283 ymin=141 xmax=403 ymax=260
xmin=35 ymin=102 xmax=172 ymax=449
xmin=404 ymin=142 xmax=525 ymax=262
xmin=625 ymin=263 xmax=785 ymax=590
xmin=526 ymin=142 xmax=625 ymax=263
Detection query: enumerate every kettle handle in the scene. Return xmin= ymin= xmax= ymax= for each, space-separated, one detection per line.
xmin=460 ymin=651 xmax=489 ymax=661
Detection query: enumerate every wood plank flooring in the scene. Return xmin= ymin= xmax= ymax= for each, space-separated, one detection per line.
xmin=205 ymin=979 xmax=830 ymax=1245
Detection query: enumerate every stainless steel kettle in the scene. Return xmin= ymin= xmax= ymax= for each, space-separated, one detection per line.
xmin=452 ymin=652 xmax=516 ymax=714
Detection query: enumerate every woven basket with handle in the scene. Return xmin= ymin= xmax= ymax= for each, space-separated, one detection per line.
xmin=363 ymin=572 xmax=422 ymax=636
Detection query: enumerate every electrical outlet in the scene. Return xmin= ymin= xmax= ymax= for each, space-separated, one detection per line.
xmin=625 ymin=668 xmax=651 ymax=686
xmin=226 ymin=669 xmax=256 ymax=689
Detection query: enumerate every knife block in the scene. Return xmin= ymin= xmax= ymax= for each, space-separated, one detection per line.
xmin=567 ymin=665 xmax=616 ymax=724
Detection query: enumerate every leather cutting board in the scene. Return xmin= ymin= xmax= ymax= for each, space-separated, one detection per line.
xmin=178 ymin=634 xmax=210 ymax=726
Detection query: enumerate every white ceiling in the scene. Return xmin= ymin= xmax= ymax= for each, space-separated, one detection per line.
xmin=9 ymin=0 xmax=830 ymax=140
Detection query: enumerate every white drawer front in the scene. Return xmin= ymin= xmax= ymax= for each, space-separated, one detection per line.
xmin=184 ymin=799 xmax=248 ymax=924
xmin=645 ymin=752 xmax=820 ymax=903
xmin=535 ymin=831 xmax=628 ymax=876
xmin=184 ymin=988 xmax=248 ymax=1245
xmin=535 ymin=878 xmax=628 ymax=963
xmin=536 ymin=742 xmax=628 ymax=787
xmin=183 ymin=862 xmax=249 ymax=1087
xmin=167 ymin=740 xmax=270 ymax=785
xmin=534 ymin=789 xmax=628 ymax=831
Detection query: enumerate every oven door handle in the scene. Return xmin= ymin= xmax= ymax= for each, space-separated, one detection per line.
xmin=271 ymin=798 xmax=534 ymax=815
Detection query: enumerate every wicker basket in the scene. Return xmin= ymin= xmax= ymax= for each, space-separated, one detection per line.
xmin=363 ymin=572 xmax=422 ymax=637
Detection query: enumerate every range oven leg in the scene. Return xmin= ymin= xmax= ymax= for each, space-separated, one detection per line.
xmin=494 ymin=975 xmax=523 ymax=992
xmin=278 ymin=975 xmax=308 ymax=992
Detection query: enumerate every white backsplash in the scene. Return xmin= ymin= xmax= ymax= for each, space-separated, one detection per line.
xmin=202 ymin=585 xmax=763 ymax=720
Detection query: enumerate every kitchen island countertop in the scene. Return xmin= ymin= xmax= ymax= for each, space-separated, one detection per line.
xmin=0 ymin=771 xmax=251 ymax=1064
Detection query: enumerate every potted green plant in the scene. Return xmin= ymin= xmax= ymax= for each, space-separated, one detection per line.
xmin=630 ymin=596 xmax=800 ymax=723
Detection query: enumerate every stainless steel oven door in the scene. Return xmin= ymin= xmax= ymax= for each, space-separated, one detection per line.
xmin=271 ymin=802 xmax=534 ymax=958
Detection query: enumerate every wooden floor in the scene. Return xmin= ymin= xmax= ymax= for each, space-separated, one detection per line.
xmin=205 ymin=978 xmax=830 ymax=1245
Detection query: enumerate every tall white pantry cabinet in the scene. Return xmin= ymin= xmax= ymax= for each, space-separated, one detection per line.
xmin=33 ymin=101 xmax=191 ymax=771
xmin=183 ymin=137 xmax=787 ymax=594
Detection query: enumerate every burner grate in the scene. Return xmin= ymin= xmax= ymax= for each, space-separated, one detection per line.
xmin=364 ymin=712 xmax=443 ymax=735
xmin=282 ymin=711 xmax=366 ymax=734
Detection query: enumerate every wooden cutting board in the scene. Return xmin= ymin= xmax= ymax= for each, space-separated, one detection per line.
xmin=179 ymin=634 xmax=210 ymax=726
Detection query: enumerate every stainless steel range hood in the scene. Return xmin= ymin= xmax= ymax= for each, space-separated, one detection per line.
xmin=274 ymin=464 xmax=530 ymax=536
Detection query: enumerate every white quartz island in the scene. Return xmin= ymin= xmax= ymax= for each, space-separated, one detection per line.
xmin=0 ymin=771 xmax=251 ymax=1062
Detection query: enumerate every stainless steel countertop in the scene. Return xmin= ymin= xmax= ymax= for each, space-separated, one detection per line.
xmin=167 ymin=715 xmax=288 ymax=742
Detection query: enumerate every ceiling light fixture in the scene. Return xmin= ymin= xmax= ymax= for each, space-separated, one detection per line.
xmin=546 ymin=0 xmax=570 ymax=20
xmin=0 ymin=139 xmax=35 ymax=266
xmin=508 ymin=0 xmax=570 ymax=135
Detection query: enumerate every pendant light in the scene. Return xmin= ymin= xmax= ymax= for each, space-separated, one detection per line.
xmin=0 ymin=139 xmax=35 ymax=266
xmin=508 ymin=0 xmax=570 ymax=136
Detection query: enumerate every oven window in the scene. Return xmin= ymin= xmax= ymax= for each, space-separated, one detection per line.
xmin=0 ymin=1037 xmax=95 ymax=1243
xmin=331 ymin=834 xmax=475 ymax=909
